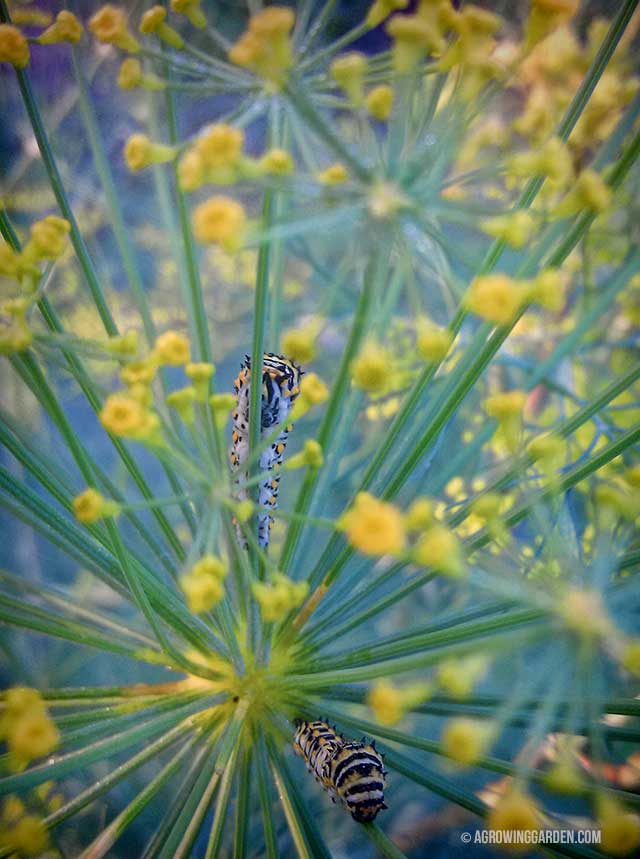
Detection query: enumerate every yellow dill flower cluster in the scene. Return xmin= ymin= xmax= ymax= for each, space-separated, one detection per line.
xmin=351 ymin=342 xmax=392 ymax=394
xmin=0 ymin=299 xmax=33 ymax=356
xmin=440 ymin=717 xmax=493 ymax=766
xmin=0 ymin=688 xmax=59 ymax=772
xmin=73 ymin=488 xmax=120 ymax=524
xmin=171 ymin=0 xmax=207 ymax=30
xmin=487 ymin=789 xmax=542 ymax=851
xmin=485 ymin=389 xmax=528 ymax=452
xmin=465 ymin=268 xmax=569 ymax=327
xmin=316 ymin=163 xmax=349 ymax=185
xmin=22 ymin=216 xmax=71 ymax=265
xmin=367 ymin=678 xmax=432 ymax=726
xmin=412 ymin=523 xmax=464 ymax=577
xmin=415 ymin=317 xmax=453 ymax=362
xmin=290 ymin=372 xmax=329 ymax=419
xmin=180 ymin=555 xmax=228 ymax=614
xmin=252 ymin=574 xmax=309 ymax=623
xmin=179 ymin=124 xmax=245 ymax=191
xmin=330 ymin=52 xmax=368 ymax=108
xmin=192 ymin=196 xmax=247 ymax=252
xmin=89 ymin=5 xmax=140 ymax=52
xmin=228 ymin=7 xmax=295 ymax=87
xmin=0 ymin=798 xmax=49 ymax=857
xmin=281 ymin=319 xmax=322 ymax=364
xmin=597 ymin=796 xmax=640 ymax=857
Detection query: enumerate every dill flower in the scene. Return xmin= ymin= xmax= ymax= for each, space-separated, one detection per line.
xmin=340 ymin=492 xmax=407 ymax=557
xmin=317 ymin=163 xmax=349 ymax=185
xmin=366 ymin=0 xmax=408 ymax=29
xmin=180 ymin=572 xmax=223 ymax=614
xmin=120 ymin=360 xmax=156 ymax=386
xmin=192 ymin=196 xmax=247 ymax=251
xmin=37 ymin=11 xmax=83 ymax=45
xmin=553 ymin=168 xmax=612 ymax=218
xmin=351 ymin=342 xmax=390 ymax=393
xmin=209 ymin=393 xmax=238 ymax=427
xmin=0 ymin=317 xmax=32 ymax=355
xmin=281 ymin=323 xmax=318 ymax=364
xmin=252 ymin=574 xmax=308 ymax=623
xmin=171 ymin=0 xmax=207 ymax=30
xmin=24 ymin=215 xmax=71 ymax=262
xmin=89 ymin=5 xmax=141 ymax=52
xmin=330 ymin=52 xmax=367 ymax=107
xmin=284 ymin=439 xmax=324 ymax=471
xmin=526 ymin=432 xmax=565 ymax=476
xmin=368 ymin=679 xmax=431 ymax=726
xmin=487 ymin=789 xmax=541 ymax=852
xmin=3 ymin=689 xmax=59 ymax=771
xmin=290 ymin=372 xmax=329 ymax=419
xmin=73 ymin=488 xmax=119 ymax=524
xmin=387 ymin=14 xmax=444 ymax=73
xmin=99 ymin=394 xmax=148 ymax=437
xmin=196 ymin=124 xmax=244 ymax=170
xmin=2 ymin=814 xmax=49 ymax=855
xmin=480 ymin=210 xmax=536 ymax=249
xmin=0 ymin=24 xmax=29 ymax=68
xmin=412 ymin=524 xmax=464 ymax=577
xmin=366 ymin=85 xmax=394 ymax=121
xmin=441 ymin=718 xmax=492 ymax=766
xmin=465 ymin=274 xmax=528 ymax=326
xmin=166 ymin=387 xmax=197 ymax=424
xmin=117 ymin=57 xmax=164 ymax=90
xmin=525 ymin=0 xmax=578 ymax=51
xmin=416 ymin=318 xmax=453 ymax=362
xmin=485 ymin=390 xmax=526 ymax=451
xmin=528 ymin=268 xmax=567 ymax=312
xmin=0 ymin=243 xmax=21 ymax=278
xmin=185 ymin=362 xmax=215 ymax=401
xmin=139 ymin=6 xmax=184 ymax=49
xmin=124 ymin=134 xmax=176 ymax=172
xmin=597 ymin=796 xmax=640 ymax=857
xmin=191 ymin=555 xmax=227 ymax=580
xmin=178 ymin=151 xmax=205 ymax=191
xmin=229 ymin=7 xmax=294 ymax=86
xmin=259 ymin=148 xmax=295 ymax=176
xmin=405 ymin=497 xmax=435 ymax=531
xmin=153 ymin=330 xmax=190 ymax=366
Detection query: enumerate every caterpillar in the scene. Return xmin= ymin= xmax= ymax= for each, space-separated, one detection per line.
xmin=230 ymin=352 xmax=302 ymax=549
xmin=293 ymin=719 xmax=388 ymax=823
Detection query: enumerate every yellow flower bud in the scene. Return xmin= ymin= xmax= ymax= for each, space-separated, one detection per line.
xmin=73 ymin=488 xmax=119 ymax=524
xmin=553 ymin=169 xmax=612 ymax=218
xmin=413 ymin=524 xmax=464 ymax=577
xmin=252 ymin=573 xmax=308 ymax=622
xmin=118 ymin=57 xmax=164 ymax=90
xmin=366 ymin=0 xmax=409 ymax=29
xmin=37 ymin=11 xmax=83 ymax=45
xmin=481 ymin=210 xmax=536 ymax=249
xmin=99 ymin=394 xmax=148 ymax=437
xmin=351 ymin=342 xmax=390 ymax=393
xmin=171 ymin=0 xmax=207 ymax=29
xmin=340 ymin=492 xmax=406 ymax=556
xmin=209 ymin=392 xmax=237 ymax=426
xmin=290 ymin=372 xmax=329 ymax=419
xmin=0 ymin=24 xmax=30 ymax=68
xmin=284 ymin=439 xmax=324 ymax=471
xmin=366 ymin=84 xmax=394 ymax=121
xmin=166 ymin=386 xmax=196 ymax=424
xmin=0 ymin=317 xmax=32 ymax=355
xmin=139 ymin=6 xmax=184 ymax=49
xmin=191 ymin=554 xmax=227 ymax=580
xmin=416 ymin=318 xmax=453 ymax=362
xmin=228 ymin=7 xmax=294 ymax=85
xmin=124 ymin=134 xmax=176 ymax=172
xmin=89 ymin=5 xmax=141 ymax=52
xmin=528 ymin=268 xmax=567 ymax=312
xmin=387 ymin=14 xmax=444 ymax=73
xmin=154 ymin=330 xmax=190 ymax=366
xmin=441 ymin=717 xmax=492 ymax=766
xmin=368 ymin=678 xmax=431 ymax=725
xmin=120 ymin=360 xmax=156 ymax=386
xmin=6 ymin=814 xmax=49 ymax=855
xmin=465 ymin=274 xmax=527 ymax=325
xmin=234 ymin=498 xmax=254 ymax=524
xmin=180 ymin=571 xmax=223 ymax=614
xmin=192 ymin=196 xmax=247 ymax=251
xmin=330 ymin=52 xmax=368 ymax=107
xmin=525 ymin=0 xmax=578 ymax=51
xmin=485 ymin=390 xmax=527 ymax=420
xmin=487 ymin=790 xmax=541 ymax=851
xmin=621 ymin=639 xmax=640 ymax=677
xmin=185 ymin=362 xmax=215 ymax=401
xmin=526 ymin=432 xmax=565 ymax=474
xmin=597 ymin=796 xmax=640 ymax=857
xmin=106 ymin=330 xmax=139 ymax=357
xmin=281 ymin=323 xmax=318 ymax=364
xmin=178 ymin=150 xmax=205 ymax=191
xmin=24 ymin=215 xmax=71 ymax=262
xmin=317 ymin=163 xmax=349 ymax=185
xmin=260 ymin=148 xmax=295 ymax=176
xmin=405 ymin=497 xmax=435 ymax=532
xmin=557 ymin=587 xmax=612 ymax=640
xmin=196 ymin=124 xmax=244 ymax=170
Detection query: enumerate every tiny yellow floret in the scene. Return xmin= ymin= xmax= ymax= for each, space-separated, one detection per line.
xmin=554 ymin=169 xmax=612 ymax=218
xmin=281 ymin=325 xmax=317 ymax=364
xmin=166 ymin=387 xmax=197 ymax=423
xmin=73 ymin=488 xmax=119 ymax=524
xmin=597 ymin=796 xmax=640 ymax=857
xmin=366 ymin=84 xmax=394 ymax=120
xmin=441 ymin=718 xmax=491 ymax=766
xmin=405 ymin=497 xmax=435 ymax=531
xmin=330 ymin=52 xmax=367 ymax=106
xmin=252 ymin=573 xmax=308 ymax=622
xmin=351 ymin=342 xmax=390 ymax=393
xmin=24 ymin=216 xmax=71 ymax=263
xmin=192 ymin=196 xmax=247 ymax=251
xmin=366 ymin=0 xmax=409 ymax=29
xmin=487 ymin=790 xmax=541 ymax=852
xmin=368 ymin=678 xmax=431 ymax=725
xmin=465 ymin=274 xmax=527 ymax=326
xmin=180 ymin=572 xmax=223 ymax=614
xmin=317 ymin=163 xmax=349 ymax=185
xmin=340 ymin=492 xmax=406 ymax=556
xmin=413 ymin=524 xmax=464 ymax=577
xmin=485 ymin=390 xmax=527 ymax=420
xmin=284 ymin=439 xmax=324 ymax=471
xmin=186 ymin=362 xmax=215 ymax=401
xmin=481 ymin=211 xmax=535 ymax=249
xmin=260 ymin=148 xmax=294 ymax=175
xmin=0 ymin=24 xmax=30 ymax=68
xmin=89 ymin=5 xmax=141 ymax=52
xmin=290 ymin=373 xmax=329 ymax=419
xmin=37 ymin=11 xmax=83 ymax=44
xmin=416 ymin=318 xmax=453 ymax=362
xmin=154 ymin=330 xmax=190 ymax=366
xmin=5 ymin=814 xmax=49 ymax=855
xmin=124 ymin=133 xmax=175 ymax=171
xmin=99 ymin=394 xmax=148 ymax=437
xmin=171 ymin=0 xmax=207 ymax=29
xmin=191 ymin=554 xmax=227 ymax=580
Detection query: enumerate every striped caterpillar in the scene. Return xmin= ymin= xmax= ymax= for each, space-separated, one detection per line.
xmin=293 ymin=719 xmax=388 ymax=823
xmin=230 ymin=353 xmax=302 ymax=549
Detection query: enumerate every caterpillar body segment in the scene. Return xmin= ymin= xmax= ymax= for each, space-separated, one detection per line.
xmin=231 ymin=352 xmax=302 ymax=549
xmin=293 ymin=719 xmax=387 ymax=822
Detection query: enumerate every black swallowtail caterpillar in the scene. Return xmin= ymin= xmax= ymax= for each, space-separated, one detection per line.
xmin=293 ymin=719 xmax=388 ymax=823
xmin=230 ymin=353 xmax=302 ymax=549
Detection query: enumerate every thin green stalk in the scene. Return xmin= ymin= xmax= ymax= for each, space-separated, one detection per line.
xmin=204 ymin=741 xmax=241 ymax=859
xmin=232 ymin=742 xmax=252 ymax=859
xmin=255 ymin=731 xmax=278 ymax=859
xmin=361 ymin=824 xmax=409 ymax=859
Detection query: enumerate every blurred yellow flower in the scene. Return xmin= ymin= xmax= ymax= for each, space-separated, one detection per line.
xmin=154 ymin=330 xmax=190 ymax=366
xmin=0 ymin=24 xmax=29 ymax=68
xmin=73 ymin=488 xmax=119 ymax=524
xmin=366 ymin=84 xmax=394 ymax=121
xmin=89 ymin=5 xmax=140 ymax=52
xmin=340 ymin=492 xmax=406 ymax=556
xmin=37 ymin=11 xmax=83 ymax=45
xmin=192 ymin=196 xmax=247 ymax=251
